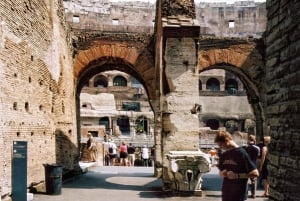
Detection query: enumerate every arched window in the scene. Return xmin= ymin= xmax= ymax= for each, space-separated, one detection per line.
xmin=225 ymin=120 xmax=239 ymax=133
xmin=94 ymin=75 xmax=108 ymax=88
xmin=206 ymin=78 xmax=220 ymax=91
xmin=113 ymin=76 xmax=127 ymax=86
xmin=206 ymin=119 xmax=219 ymax=130
xmin=225 ymin=79 xmax=238 ymax=94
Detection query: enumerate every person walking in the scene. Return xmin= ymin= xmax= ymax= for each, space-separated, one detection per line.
xmin=141 ymin=145 xmax=149 ymax=167
xmin=86 ymin=133 xmax=96 ymax=162
xmin=215 ymin=131 xmax=259 ymax=201
xmin=259 ymin=136 xmax=271 ymax=197
xmin=243 ymin=135 xmax=260 ymax=198
xmin=127 ymin=143 xmax=136 ymax=166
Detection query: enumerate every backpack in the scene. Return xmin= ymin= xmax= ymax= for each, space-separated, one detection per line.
xmin=108 ymin=146 xmax=113 ymax=154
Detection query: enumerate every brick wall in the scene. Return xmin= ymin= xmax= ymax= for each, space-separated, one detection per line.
xmin=265 ymin=0 xmax=300 ymax=200
xmin=0 ymin=0 xmax=76 ymax=198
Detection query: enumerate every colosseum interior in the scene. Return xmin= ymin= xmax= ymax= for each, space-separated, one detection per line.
xmin=0 ymin=0 xmax=299 ymax=200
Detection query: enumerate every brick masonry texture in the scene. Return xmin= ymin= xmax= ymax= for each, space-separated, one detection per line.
xmin=0 ymin=0 xmax=299 ymax=200
xmin=265 ymin=0 xmax=300 ymax=200
xmin=0 ymin=0 xmax=77 ymax=197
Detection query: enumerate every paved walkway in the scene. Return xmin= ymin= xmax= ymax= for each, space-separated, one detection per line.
xmin=33 ymin=163 xmax=269 ymax=201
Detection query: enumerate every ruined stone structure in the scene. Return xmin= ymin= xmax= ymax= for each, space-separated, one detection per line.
xmin=0 ymin=0 xmax=299 ymax=200
xmin=196 ymin=1 xmax=266 ymax=37
xmin=80 ymin=70 xmax=154 ymax=139
xmin=264 ymin=1 xmax=300 ymax=200
xmin=79 ymin=70 xmax=155 ymax=165
xmin=0 ymin=0 xmax=78 ymax=199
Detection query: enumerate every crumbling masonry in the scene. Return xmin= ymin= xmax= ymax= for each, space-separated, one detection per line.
xmin=0 ymin=0 xmax=299 ymax=200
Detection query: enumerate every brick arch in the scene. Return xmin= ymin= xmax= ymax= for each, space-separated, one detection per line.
xmin=198 ymin=43 xmax=264 ymax=99
xmin=198 ymin=44 xmax=266 ymax=138
xmin=198 ymin=43 xmax=263 ymax=71
xmin=74 ymin=43 xmax=156 ymax=100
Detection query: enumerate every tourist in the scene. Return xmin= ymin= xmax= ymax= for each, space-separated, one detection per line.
xmin=119 ymin=141 xmax=128 ymax=166
xmin=243 ymin=135 xmax=260 ymax=198
xmin=108 ymin=139 xmax=117 ymax=166
xmin=127 ymin=143 xmax=136 ymax=166
xmin=215 ymin=131 xmax=259 ymax=201
xmin=141 ymin=145 xmax=149 ymax=167
xmin=259 ymin=136 xmax=271 ymax=197
xmin=86 ymin=132 xmax=96 ymax=162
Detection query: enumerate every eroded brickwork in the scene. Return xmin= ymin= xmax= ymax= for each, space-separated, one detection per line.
xmin=0 ymin=0 xmax=76 ymax=198
xmin=265 ymin=1 xmax=300 ymax=200
xmin=162 ymin=0 xmax=196 ymax=18
xmin=0 ymin=0 xmax=298 ymax=200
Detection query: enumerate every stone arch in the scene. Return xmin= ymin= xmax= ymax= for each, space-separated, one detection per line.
xmin=74 ymin=42 xmax=156 ymax=100
xmin=198 ymin=44 xmax=265 ymax=139
xmin=73 ymin=42 xmax=156 ymax=160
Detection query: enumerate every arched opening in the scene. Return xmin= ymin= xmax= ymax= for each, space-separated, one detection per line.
xmin=113 ymin=75 xmax=127 ymax=86
xmin=206 ymin=119 xmax=219 ymax=130
xmin=94 ymin=74 xmax=108 ymax=88
xmin=225 ymin=119 xmax=239 ymax=134
xmin=198 ymin=67 xmax=260 ymax=148
xmin=206 ymin=78 xmax=220 ymax=91
xmin=75 ymin=57 xmax=155 ymax=169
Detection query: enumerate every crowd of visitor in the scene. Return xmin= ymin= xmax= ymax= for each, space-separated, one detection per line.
xmin=101 ymin=137 xmax=154 ymax=167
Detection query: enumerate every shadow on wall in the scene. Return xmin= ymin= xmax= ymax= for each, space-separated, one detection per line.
xmin=28 ymin=130 xmax=82 ymax=195
xmin=55 ymin=129 xmax=82 ymax=179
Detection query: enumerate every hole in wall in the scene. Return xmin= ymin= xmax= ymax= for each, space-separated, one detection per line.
xmin=13 ymin=102 xmax=17 ymax=110
xmin=25 ymin=102 xmax=29 ymax=112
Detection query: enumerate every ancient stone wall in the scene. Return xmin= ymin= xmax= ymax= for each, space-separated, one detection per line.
xmin=196 ymin=1 xmax=266 ymax=38
xmin=0 ymin=0 xmax=76 ymax=198
xmin=63 ymin=0 xmax=155 ymax=33
xmin=265 ymin=0 xmax=300 ymax=200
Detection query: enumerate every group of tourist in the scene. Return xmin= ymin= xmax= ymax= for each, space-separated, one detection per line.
xmin=102 ymin=139 xmax=152 ymax=167
xmin=85 ymin=132 xmax=153 ymax=167
xmin=87 ymin=130 xmax=271 ymax=200
xmin=214 ymin=131 xmax=271 ymax=201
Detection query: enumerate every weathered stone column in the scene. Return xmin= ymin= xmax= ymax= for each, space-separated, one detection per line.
xmin=160 ymin=0 xmax=203 ymax=193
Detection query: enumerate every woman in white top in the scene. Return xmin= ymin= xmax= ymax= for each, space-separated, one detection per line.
xmin=141 ymin=145 xmax=149 ymax=167
xmin=107 ymin=139 xmax=117 ymax=166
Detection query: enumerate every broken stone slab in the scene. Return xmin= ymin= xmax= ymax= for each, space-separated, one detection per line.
xmin=166 ymin=150 xmax=211 ymax=195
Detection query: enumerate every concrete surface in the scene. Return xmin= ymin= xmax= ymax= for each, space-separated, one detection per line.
xmin=32 ymin=163 xmax=269 ymax=201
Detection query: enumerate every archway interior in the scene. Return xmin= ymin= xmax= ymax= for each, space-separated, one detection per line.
xmin=76 ymin=58 xmax=155 ymax=169
xmin=198 ymin=66 xmax=261 ymax=148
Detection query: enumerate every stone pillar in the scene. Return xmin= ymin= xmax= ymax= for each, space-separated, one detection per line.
xmin=161 ymin=16 xmax=201 ymax=192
